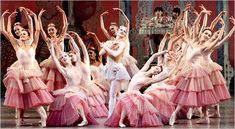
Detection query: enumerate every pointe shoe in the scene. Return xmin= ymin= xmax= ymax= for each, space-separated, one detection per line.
xmin=77 ymin=120 xmax=88 ymax=127
xmin=119 ymin=123 xmax=126 ymax=128
xmin=169 ymin=113 xmax=176 ymax=126
xmin=187 ymin=108 xmax=193 ymax=120
xmin=196 ymin=117 xmax=210 ymax=124
xmin=16 ymin=119 xmax=23 ymax=126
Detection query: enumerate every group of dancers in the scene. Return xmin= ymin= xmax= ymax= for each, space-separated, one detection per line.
xmin=1 ymin=4 xmax=234 ymax=128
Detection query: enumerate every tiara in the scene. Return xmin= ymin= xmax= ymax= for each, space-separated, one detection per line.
xmin=48 ymin=23 xmax=55 ymax=27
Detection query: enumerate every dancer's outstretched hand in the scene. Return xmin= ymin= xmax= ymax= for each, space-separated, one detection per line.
xmin=56 ymin=5 xmax=64 ymax=13
xmin=230 ymin=16 xmax=235 ymax=25
xmin=2 ymin=9 xmax=10 ymax=16
xmin=101 ymin=10 xmax=109 ymax=16
xmin=38 ymin=9 xmax=46 ymax=17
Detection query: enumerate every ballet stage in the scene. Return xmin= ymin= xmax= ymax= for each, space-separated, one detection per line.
xmin=1 ymin=97 xmax=234 ymax=129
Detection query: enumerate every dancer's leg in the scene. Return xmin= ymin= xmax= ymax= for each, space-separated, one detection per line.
xmin=77 ymin=104 xmax=88 ymax=127
xmin=169 ymin=105 xmax=182 ymax=125
xmin=119 ymin=109 xmax=127 ymax=127
xmin=108 ymin=80 xmax=120 ymax=117
xmin=196 ymin=106 xmax=210 ymax=124
xmin=36 ymin=106 xmax=47 ymax=127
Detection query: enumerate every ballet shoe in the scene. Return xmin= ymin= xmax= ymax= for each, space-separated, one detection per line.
xmin=186 ymin=108 xmax=193 ymax=120
xmin=16 ymin=120 xmax=32 ymax=126
xmin=119 ymin=123 xmax=126 ymax=128
xmin=169 ymin=113 xmax=176 ymax=126
xmin=196 ymin=117 xmax=210 ymax=124
xmin=77 ymin=120 xmax=88 ymax=127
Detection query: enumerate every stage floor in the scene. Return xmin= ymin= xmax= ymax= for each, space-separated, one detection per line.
xmin=1 ymin=97 xmax=234 ymax=129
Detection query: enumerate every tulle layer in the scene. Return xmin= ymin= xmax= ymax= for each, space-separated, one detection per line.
xmin=171 ymin=66 xmax=219 ymax=107
xmin=4 ymin=87 xmax=54 ymax=109
xmin=121 ymin=55 xmax=139 ymax=77
xmin=145 ymin=83 xmax=176 ymax=118
xmin=40 ymin=58 xmax=66 ymax=91
xmin=102 ymin=62 xmax=130 ymax=81
xmin=81 ymin=82 xmax=108 ymax=118
xmin=47 ymin=94 xmax=98 ymax=126
xmin=105 ymin=91 xmax=167 ymax=127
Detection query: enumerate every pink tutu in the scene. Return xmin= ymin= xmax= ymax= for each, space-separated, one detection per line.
xmin=40 ymin=57 xmax=66 ymax=91
xmin=104 ymin=91 xmax=167 ymax=127
xmin=47 ymin=93 xmax=98 ymax=126
xmin=209 ymin=63 xmax=231 ymax=101
xmin=145 ymin=82 xmax=177 ymax=118
xmin=121 ymin=55 xmax=139 ymax=77
xmin=83 ymin=82 xmax=108 ymax=118
xmin=171 ymin=65 xmax=220 ymax=107
xmin=3 ymin=63 xmax=54 ymax=109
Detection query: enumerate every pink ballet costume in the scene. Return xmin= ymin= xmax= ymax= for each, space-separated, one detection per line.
xmin=81 ymin=81 xmax=109 ymax=118
xmin=47 ymin=86 xmax=98 ymax=126
xmin=145 ymin=81 xmax=188 ymax=119
xmin=121 ymin=54 xmax=139 ymax=77
xmin=40 ymin=56 xmax=66 ymax=92
xmin=3 ymin=48 xmax=54 ymax=109
xmin=104 ymin=91 xmax=168 ymax=127
xmin=200 ymin=52 xmax=231 ymax=101
xmin=171 ymin=46 xmax=220 ymax=107
xmin=90 ymin=65 xmax=110 ymax=103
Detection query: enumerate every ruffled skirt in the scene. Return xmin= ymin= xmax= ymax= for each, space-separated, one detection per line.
xmin=3 ymin=61 xmax=54 ymax=109
xmin=171 ymin=65 xmax=220 ymax=107
xmin=104 ymin=91 xmax=167 ymax=127
xmin=40 ymin=57 xmax=66 ymax=91
xmin=47 ymin=91 xmax=98 ymax=126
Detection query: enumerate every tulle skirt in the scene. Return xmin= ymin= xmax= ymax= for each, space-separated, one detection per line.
xmin=102 ymin=62 xmax=131 ymax=81
xmin=171 ymin=65 xmax=220 ymax=107
xmin=40 ymin=57 xmax=66 ymax=91
xmin=208 ymin=63 xmax=231 ymax=101
xmin=145 ymin=82 xmax=177 ymax=118
xmin=47 ymin=91 xmax=98 ymax=126
xmin=104 ymin=91 xmax=167 ymax=127
xmin=82 ymin=82 xmax=108 ymax=118
xmin=121 ymin=55 xmax=139 ymax=77
xmin=3 ymin=61 xmax=54 ymax=109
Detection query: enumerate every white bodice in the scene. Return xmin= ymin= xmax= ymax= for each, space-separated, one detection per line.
xmin=15 ymin=47 xmax=35 ymax=68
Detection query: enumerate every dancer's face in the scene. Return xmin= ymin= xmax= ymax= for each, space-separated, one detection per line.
xmin=13 ymin=25 xmax=23 ymax=37
xmin=19 ymin=30 xmax=29 ymax=41
xmin=210 ymin=31 xmax=220 ymax=41
xmin=109 ymin=25 xmax=118 ymax=36
xmin=47 ymin=25 xmax=57 ymax=37
xmin=149 ymin=66 xmax=161 ymax=75
xmin=88 ymin=49 xmax=96 ymax=60
xmin=117 ymin=26 xmax=127 ymax=38
xmin=60 ymin=53 xmax=72 ymax=65
xmin=201 ymin=30 xmax=212 ymax=41
xmin=68 ymin=52 xmax=77 ymax=62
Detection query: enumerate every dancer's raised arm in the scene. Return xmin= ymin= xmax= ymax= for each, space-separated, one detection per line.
xmin=26 ymin=9 xmax=40 ymax=48
xmin=7 ymin=11 xmax=18 ymax=48
xmin=212 ymin=17 xmax=235 ymax=50
xmin=38 ymin=9 xmax=48 ymax=42
xmin=209 ymin=11 xmax=227 ymax=30
xmin=113 ymin=8 xmax=130 ymax=34
xmin=20 ymin=7 xmax=33 ymax=39
xmin=73 ymin=31 xmax=90 ymax=65
xmin=100 ymin=11 xmax=112 ymax=39
xmin=141 ymin=50 xmax=168 ymax=72
xmin=50 ymin=43 xmax=66 ymax=75
xmin=1 ymin=10 xmax=10 ymax=40
xmin=57 ymin=5 xmax=68 ymax=41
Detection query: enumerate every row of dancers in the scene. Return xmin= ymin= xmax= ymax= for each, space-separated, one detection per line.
xmin=1 ymin=4 xmax=234 ymax=127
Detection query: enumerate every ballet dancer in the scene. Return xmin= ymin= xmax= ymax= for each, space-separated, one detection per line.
xmin=2 ymin=8 xmax=54 ymax=127
xmin=38 ymin=6 xmax=67 ymax=91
